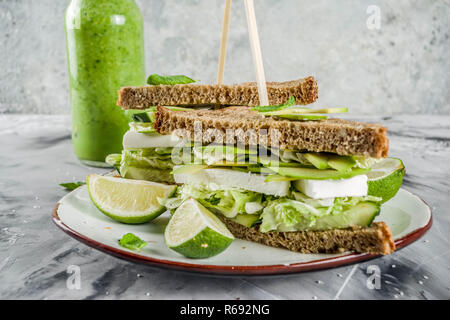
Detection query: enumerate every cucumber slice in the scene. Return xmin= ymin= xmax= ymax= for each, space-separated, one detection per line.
xmin=263 ymin=107 xmax=348 ymax=116
xmin=311 ymin=202 xmax=380 ymax=231
xmin=262 ymin=108 xmax=310 ymax=115
xmin=132 ymin=106 xmax=191 ymax=123
xmin=132 ymin=112 xmax=153 ymax=123
xmin=303 ymin=153 xmax=330 ymax=170
xmin=230 ymin=214 xmax=261 ymax=228
xmin=267 ymin=166 xmax=370 ymax=180
xmin=274 ymin=114 xmax=328 ymax=121
xmin=121 ymin=166 xmax=175 ymax=184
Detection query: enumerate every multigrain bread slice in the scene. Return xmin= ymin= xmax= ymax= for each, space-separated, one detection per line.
xmin=155 ymin=106 xmax=389 ymax=158
xmin=218 ymin=216 xmax=395 ymax=255
xmin=118 ymin=77 xmax=318 ymax=109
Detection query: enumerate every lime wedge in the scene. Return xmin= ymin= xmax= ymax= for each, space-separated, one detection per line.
xmin=165 ymin=198 xmax=234 ymax=259
xmin=366 ymin=158 xmax=405 ymax=203
xmin=87 ymin=174 xmax=177 ymax=224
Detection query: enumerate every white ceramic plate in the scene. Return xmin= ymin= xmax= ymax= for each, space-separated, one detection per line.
xmin=53 ymin=187 xmax=432 ymax=275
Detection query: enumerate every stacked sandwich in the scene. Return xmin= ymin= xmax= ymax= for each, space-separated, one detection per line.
xmin=107 ymin=77 xmax=318 ymax=184
xmin=110 ymin=75 xmax=399 ymax=255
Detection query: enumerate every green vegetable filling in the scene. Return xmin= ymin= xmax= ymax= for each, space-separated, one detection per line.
xmin=166 ymin=184 xmax=382 ymax=232
xmin=108 ymin=147 xmax=176 ymax=183
xmin=174 ymin=145 xmax=378 ymax=179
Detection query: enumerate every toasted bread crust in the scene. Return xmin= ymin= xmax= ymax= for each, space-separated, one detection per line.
xmin=219 ymin=216 xmax=395 ymax=255
xmin=117 ymin=77 xmax=318 ymax=109
xmin=154 ymin=106 xmax=389 ymax=158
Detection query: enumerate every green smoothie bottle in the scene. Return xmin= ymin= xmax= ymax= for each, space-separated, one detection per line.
xmin=65 ymin=0 xmax=145 ymax=167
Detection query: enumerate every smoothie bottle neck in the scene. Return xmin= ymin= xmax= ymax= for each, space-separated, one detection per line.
xmin=66 ymin=0 xmax=142 ymax=30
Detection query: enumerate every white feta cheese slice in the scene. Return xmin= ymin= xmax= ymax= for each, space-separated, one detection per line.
xmin=293 ymin=175 xmax=368 ymax=199
xmin=174 ymin=167 xmax=290 ymax=197
xmin=123 ymin=131 xmax=182 ymax=149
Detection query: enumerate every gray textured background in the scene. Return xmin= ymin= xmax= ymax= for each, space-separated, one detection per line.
xmin=0 ymin=0 xmax=449 ymax=115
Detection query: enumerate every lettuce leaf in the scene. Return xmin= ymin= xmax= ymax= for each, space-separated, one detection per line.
xmin=115 ymin=148 xmax=176 ymax=183
xmin=260 ymin=198 xmax=324 ymax=232
xmin=120 ymin=149 xmax=174 ymax=172
xmin=172 ymin=184 xmax=263 ymax=218
xmin=105 ymin=153 xmax=122 ymax=167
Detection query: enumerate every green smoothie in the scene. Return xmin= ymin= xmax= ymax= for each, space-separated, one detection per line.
xmin=65 ymin=0 xmax=145 ymax=167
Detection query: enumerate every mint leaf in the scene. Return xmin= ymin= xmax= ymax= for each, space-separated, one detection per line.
xmin=147 ymin=74 xmax=196 ymax=85
xmin=252 ymin=96 xmax=296 ymax=113
xmin=60 ymin=182 xmax=85 ymax=191
xmin=118 ymin=233 xmax=147 ymax=251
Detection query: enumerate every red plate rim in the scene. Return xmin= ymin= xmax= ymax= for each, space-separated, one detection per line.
xmin=51 ymin=192 xmax=433 ymax=276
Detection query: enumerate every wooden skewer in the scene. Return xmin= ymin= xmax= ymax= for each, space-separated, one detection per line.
xmin=217 ymin=0 xmax=232 ymax=85
xmin=244 ymin=0 xmax=269 ymax=106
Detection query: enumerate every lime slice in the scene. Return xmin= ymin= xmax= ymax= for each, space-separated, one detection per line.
xmin=366 ymin=158 xmax=405 ymax=203
xmin=165 ymin=198 xmax=234 ymax=259
xmin=87 ymin=174 xmax=177 ymax=224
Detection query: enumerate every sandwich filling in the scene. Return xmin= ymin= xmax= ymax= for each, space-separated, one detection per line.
xmin=107 ymin=108 xmax=384 ymax=233
xmin=165 ymin=167 xmax=381 ymax=233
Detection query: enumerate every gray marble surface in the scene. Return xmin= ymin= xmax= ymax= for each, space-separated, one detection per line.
xmin=1 ymin=0 xmax=449 ymax=115
xmin=0 ymin=114 xmax=449 ymax=300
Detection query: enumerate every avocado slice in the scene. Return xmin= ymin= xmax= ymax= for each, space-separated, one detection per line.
xmin=267 ymin=166 xmax=369 ymax=180
xmin=327 ymin=155 xmax=356 ymax=172
xmin=247 ymin=166 xmax=275 ymax=174
xmin=258 ymin=156 xmax=310 ymax=168
xmin=303 ymin=153 xmax=330 ymax=170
